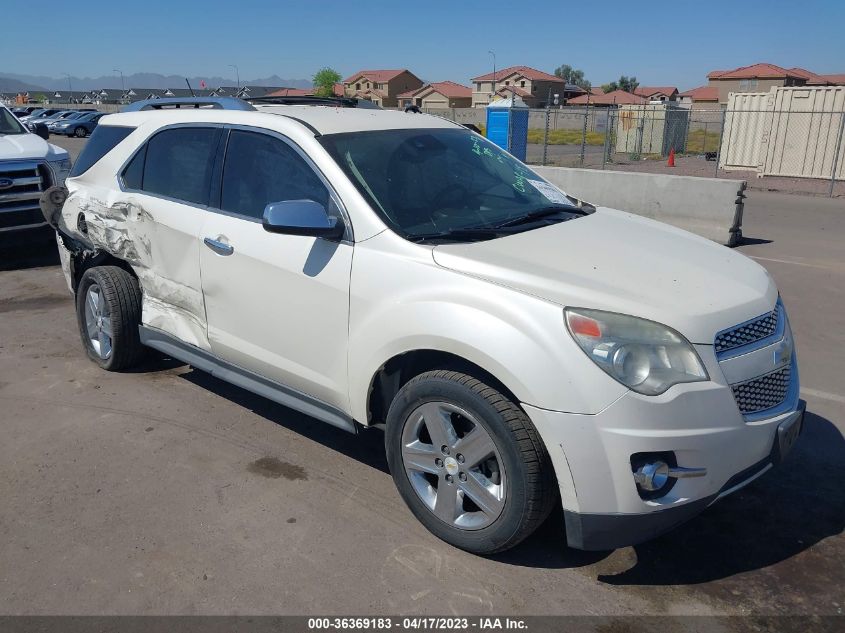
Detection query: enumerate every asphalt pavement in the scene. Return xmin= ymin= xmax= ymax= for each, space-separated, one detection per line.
xmin=0 ymin=137 xmax=842 ymax=617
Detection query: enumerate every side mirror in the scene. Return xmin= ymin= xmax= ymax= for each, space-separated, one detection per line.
xmin=33 ymin=123 xmax=50 ymax=140
xmin=262 ymin=199 xmax=345 ymax=240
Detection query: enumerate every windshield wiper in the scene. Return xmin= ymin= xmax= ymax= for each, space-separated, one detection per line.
xmin=407 ymin=227 xmax=510 ymax=243
xmin=494 ymin=205 xmax=585 ymax=229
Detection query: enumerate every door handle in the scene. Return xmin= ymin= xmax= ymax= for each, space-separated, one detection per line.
xmin=204 ymin=237 xmax=234 ymax=256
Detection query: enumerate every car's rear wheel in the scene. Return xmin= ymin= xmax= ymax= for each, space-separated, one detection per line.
xmin=76 ymin=266 xmax=145 ymax=371
xmin=73 ymin=126 xmax=86 ymax=138
xmin=385 ymin=370 xmax=556 ymax=554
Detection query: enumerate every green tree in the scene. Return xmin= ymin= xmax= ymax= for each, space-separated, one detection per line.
xmin=554 ymin=64 xmax=591 ymax=91
xmin=602 ymin=75 xmax=639 ymax=94
xmin=312 ymin=67 xmax=342 ymax=98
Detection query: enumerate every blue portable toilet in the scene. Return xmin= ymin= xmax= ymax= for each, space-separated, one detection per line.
xmin=485 ymin=95 xmax=529 ymax=161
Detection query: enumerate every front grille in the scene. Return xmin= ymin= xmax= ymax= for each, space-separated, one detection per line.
xmin=0 ymin=161 xmax=49 ymax=231
xmin=731 ymin=366 xmax=791 ymax=415
xmin=715 ymin=306 xmax=779 ymax=354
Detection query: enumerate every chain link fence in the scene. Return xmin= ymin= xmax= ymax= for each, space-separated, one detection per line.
xmin=422 ymin=105 xmax=845 ymax=197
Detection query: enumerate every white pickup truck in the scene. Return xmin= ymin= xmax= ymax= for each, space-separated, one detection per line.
xmin=0 ymin=104 xmax=71 ymax=246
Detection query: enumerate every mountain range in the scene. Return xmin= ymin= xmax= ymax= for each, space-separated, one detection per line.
xmin=1 ymin=72 xmax=313 ymax=93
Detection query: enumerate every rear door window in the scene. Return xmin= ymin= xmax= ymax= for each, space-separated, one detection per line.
xmin=140 ymin=127 xmax=220 ymax=206
xmin=69 ymin=125 xmax=135 ymax=177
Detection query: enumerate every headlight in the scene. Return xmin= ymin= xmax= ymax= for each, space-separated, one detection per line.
xmin=565 ymin=308 xmax=708 ymax=395
xmin=49 ymin=158 xmax=72 ymax=178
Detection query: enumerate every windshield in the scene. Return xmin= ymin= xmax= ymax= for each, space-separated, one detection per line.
xmin=0 ymin=107 xmax=28 ymax=135
xmin=319 ymin=128 xmax=584 ymax=241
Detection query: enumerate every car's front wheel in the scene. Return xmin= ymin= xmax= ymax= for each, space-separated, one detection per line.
xmin=76 ymin=266 xmax=145 ymax=371
xmin=73 ymin=126 xmax=87 ymax=138
xmin=385 ymin=370 xmax=556 ymax=554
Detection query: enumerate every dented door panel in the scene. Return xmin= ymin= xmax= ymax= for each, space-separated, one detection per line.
xmin=58 ymin=183 xmax=211 ymax=350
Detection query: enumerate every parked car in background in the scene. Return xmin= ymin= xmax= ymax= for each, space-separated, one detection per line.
xmin=35 ymin=110 xmax=80 ymax=132
xmin=0 ymin=104 xmax=71 ymax=247
xmin=12 ymin=106 xmax=40 ymax=117
xmin=52 ymin=110 xmax=104 ymax=137
xmin=46 ymin=110 xmax=92 ymax=132
xmin=19 ymin=108 xmax=64 ymax=124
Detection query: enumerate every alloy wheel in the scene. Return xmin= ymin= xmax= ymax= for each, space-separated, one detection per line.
xmin=83 ymin=283 xmax=113 ymax=359
xmin=401 ymin=401 xmax=506 ymax=529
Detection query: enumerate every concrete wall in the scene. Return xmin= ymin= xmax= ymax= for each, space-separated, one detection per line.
xmin=532 ymin=166 xmax=746 ymax=245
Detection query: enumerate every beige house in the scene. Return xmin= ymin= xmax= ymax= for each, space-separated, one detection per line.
xmin=470 ymin=66 xmax=569 ymax=108
xmin=398 ymin=81 xmax=472 ymax=109
xmin=706 ymin=63 xmax=845 ymax=104
xmin=633 ymin=86 xmax=679 ymax=102
xmin=677 ymin=85 xmax=721 ymax=110
xmin=342 ymin=69 xmax=423 ymax=108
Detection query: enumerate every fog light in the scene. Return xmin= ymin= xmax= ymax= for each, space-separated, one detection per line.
xmin=634 ymin=460 xmax=670 ymax=491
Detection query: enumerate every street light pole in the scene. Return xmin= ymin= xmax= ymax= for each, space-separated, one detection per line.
xmin=113 ymin=69 xmax=125 ymax=92
xmin=229 ymin=64 xmax=240 ymax=92
xmin=487 ymin=50 xmax=496 ymax=102
xmin=62 ymin=73 xmax=73 ymax=103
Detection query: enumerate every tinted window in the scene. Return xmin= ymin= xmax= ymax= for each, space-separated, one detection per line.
xmin=220 ymin=130 xmax=329 ymax=219
xmin=69 ymin=125 xmax=135 ymax=177
xmin=142 ymin=127 xmax=219 ymax=206
xmin=122 ymin=145 xmax=146 ymax=190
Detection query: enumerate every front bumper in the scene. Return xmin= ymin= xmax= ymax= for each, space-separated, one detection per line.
xmin=560 ymin=402 xmax=804 ymax=550
xmin=524 ymin=365 xmax=803 ymax=550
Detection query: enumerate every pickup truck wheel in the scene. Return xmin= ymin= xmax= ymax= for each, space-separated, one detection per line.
xmin=385 ymin=370 xmax=556 ymax=554
xmin=76 ymin=266 xmax=145 ymax=371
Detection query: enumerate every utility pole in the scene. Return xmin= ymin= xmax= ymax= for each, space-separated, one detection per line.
xmin=113 ymin=69 xmax=125 ymax=92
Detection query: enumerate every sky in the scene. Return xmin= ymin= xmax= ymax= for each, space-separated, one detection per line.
xmin=3 ymin=0 xmax=845 ymax=90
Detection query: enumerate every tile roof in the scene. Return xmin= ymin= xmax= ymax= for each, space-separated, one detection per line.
xmin=633 ymin=86 xmax=679 ymax=98
xmin=472 ymin=65 xmax=563 ymax=82
xmin=678 ymin=85 xmax=719 ymax=101
xmin=707 ymin=63 xmax=803 ymax=80
xmin=496 ymin=86 xmax=532 ymax=98
xmin=788 ymin=68 xmax=845 ymax=85
xmin=568 ymin=89 xmax=646 ymax=105
xmin=426 ymin=81 xmax=472 ymax=98
xmin=343 ymin=69 xmax=410 ymax=84
xmin=267 ymin=88 xmax=312 ymax=97
xmin=818 ymin=74 xmax=845 ymax=85
xmin=397 ymin=86 xmax=426 ymax=99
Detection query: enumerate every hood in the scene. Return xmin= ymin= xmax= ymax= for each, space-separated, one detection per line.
xmin=0 ymin=133 xmax=50 ymax=160
xmin=432 ymin=208 xmax=777 ymax=344
xmin=0 ymin=134 xmax=69 ymax=162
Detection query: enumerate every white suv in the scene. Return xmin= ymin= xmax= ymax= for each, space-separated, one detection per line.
xmin=42 ymin=96 xmax=803 ymax=554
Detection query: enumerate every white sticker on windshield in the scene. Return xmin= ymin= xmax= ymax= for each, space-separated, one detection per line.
xmin=527 ymin=179 xmax=570 ymax=204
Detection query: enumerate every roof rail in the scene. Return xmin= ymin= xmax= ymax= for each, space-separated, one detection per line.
xmin=246 ymin=95 xmax=381 ymax=109
xmin=121 ymin=97 xmax=255 ymax=112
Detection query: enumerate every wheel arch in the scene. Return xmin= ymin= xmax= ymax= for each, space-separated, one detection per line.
xmin=70 ymin=248 xmax=137 ymax=294
xmin=365 ymin=348 xmax=523 ymax=428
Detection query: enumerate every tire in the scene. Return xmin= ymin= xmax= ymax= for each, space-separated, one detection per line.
xmin=385 ymin=370 xmax=556 ymax=554
xmin=73 ymin=126 xmax=87 ymax=138
xmin=76 ymin=266 xmax=145 ymax=371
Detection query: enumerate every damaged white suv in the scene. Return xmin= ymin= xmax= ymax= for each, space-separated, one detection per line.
xmin=43 ymin=96 xmax=803 ymax=554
